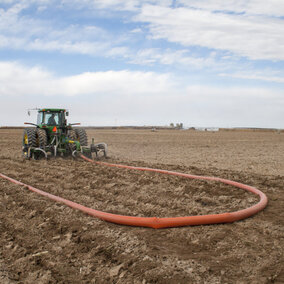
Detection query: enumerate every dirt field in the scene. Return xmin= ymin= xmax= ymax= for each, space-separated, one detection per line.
xmin=0 ymin=129 xmax=283 ymax=283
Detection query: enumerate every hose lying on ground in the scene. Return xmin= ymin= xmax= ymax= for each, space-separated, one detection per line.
xmin=0 ymin=155 xmax=268 ymax=229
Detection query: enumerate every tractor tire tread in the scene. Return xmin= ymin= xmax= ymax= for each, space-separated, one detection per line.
xmin=37 ymin=128 xmax=47 ymax=148
xmin=23 ymin=128 xmax=37 ymax=147
xmin=74 ymin=128 xmax=88 ymax=146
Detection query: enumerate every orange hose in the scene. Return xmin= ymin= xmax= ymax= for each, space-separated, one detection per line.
xmin=0 ymin=156 xmax=268 ymax=229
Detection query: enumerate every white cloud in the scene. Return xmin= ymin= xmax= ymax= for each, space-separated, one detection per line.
xmin=64 ymin=0 xmax=172 ymax=12
xmin=58 ymin=70 xmax=176 ymax=96
xmin=1 ymin=1 xmax=284 ymax=71
xmin=135 ymin=4 xmax=284 ymax=60
xmin=180 ymin=0 xmax=284 ymax=17
xmin=0 ymin=61 xmax=283 ymax=128
xmin=2 ymin=1 xmax=284 ymax=62
xmin=219 ymin=72 xmax=284 ymax=83
xmin=0 ymin=61 xmax=176 ymax=97
xmin=0 ymin=1 xmax=283 ymax=87
xmin=128 ymin=48 xmax=218 ymax=69
xmin=0 ymin=2 xmax=128 ymax=57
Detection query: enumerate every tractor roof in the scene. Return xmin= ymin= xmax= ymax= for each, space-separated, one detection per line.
xmin=39 ymin=108 xmax=66 ymax=112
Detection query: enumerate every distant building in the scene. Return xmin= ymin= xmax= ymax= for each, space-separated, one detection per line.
xmin=194 ymin=127 xmax=219 ymax=132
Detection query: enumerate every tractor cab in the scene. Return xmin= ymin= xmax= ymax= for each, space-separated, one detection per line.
xmin=37 ymin=108 xmax=68 ymax=127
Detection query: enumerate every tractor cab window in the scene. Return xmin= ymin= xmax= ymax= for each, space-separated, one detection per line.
xmin=44 ymin=112 xmax=61 ymax=125
xmin=38 ymin=111 xmax=64 ymax=126
xmin=46 ymin=113 xmax=58 ymax=125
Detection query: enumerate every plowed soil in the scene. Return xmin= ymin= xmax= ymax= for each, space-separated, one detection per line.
xmin=0 ymin=129 xmax=283 ymax=283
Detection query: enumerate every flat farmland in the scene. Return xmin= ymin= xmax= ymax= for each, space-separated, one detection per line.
xmin=0 ymin=129 xmax=283 ymax=283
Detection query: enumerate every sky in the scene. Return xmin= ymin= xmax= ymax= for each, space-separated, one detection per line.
xmin=0 ymin=0 xmax=283 ymax=128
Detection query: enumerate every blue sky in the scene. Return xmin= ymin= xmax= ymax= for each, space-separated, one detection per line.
xmin=0 ymin=0 xmax=283 ymax=127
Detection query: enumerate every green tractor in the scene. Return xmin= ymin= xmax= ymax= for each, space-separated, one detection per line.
xmin=22 ymin=108 xmax=107 ymax=159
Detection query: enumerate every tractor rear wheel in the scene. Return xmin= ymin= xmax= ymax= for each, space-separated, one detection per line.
xmin=75 ymin=128 xmax=88 ymax=146
xmin=36 ymin=128 xmax=47 ymax=148
xmin=22 ymin=128 xmax=37 ymax=159
xmin=23 ymin=128 xmax=37 ymax=147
